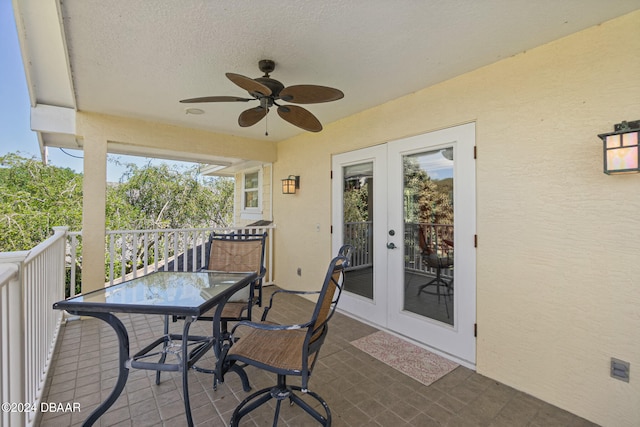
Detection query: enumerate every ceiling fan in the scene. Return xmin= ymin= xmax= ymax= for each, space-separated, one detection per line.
xmin=180 ymin=60 xmax=344 ymax=133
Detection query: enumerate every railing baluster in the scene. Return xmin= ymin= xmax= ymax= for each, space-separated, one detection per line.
xmin=109 ymin=233 xmax=115 ymax=286
xmin=143 ymin=232 xmax=148 ymax=275
xmin=153 ymin=231 xmax=159 ymax=271
xmin=174 ymin=230 xmax=179 ymax=271
xmin=199 ymin=229 xmax=205 ymax=270
xmin=163 ymin=231 xmax=169 ymax=272
xmin=182 ymin=231 xmax=187 ymax=272
xmin=70 ymin=234 xmax=78 ymax=296
xmin=119 ymin=232 xmax=126 ymax=280
xmin=132 ymin=232 xmax=138 ymax=279
xmin=190 ymin=231 xmax=195 ymax=272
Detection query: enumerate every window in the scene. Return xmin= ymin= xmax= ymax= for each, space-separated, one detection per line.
xmin=241 ymin=169 xmax=262 ymax=219
xmin=244 ymin=171 xmax=259 ymax=208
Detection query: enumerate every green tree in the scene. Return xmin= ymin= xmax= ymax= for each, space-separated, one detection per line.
xmin=0 ymin=153 xmax=83 ymax=251
xmin=105 ymin=162 xmax=234 ymax=279
xmin=1 ymin=153 xmax=235 ymax=293
xmin=343 ymin=182 xmax=369 ymax=223
xmin=342 ymin=177 xmax=371 ymax=253
xmin=109 ymin=162 xmax=233 ymax=230
xmin=404 ymin=157 xmax=453 ymax=225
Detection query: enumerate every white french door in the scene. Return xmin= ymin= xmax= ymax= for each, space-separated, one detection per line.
xmin=332 ymin=123 xmax=476 ymax=366
xmin=331 ymin=144 xmax=388 ymax=326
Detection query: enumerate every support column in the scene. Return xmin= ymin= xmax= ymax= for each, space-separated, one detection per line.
xmin=81 ymin=136 xmax=107 ymax=293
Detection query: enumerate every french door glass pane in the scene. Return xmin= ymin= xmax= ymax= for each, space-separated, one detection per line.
xmin=403 ymin=148 xmax=454 ymax=325
xmin=342 ymin=162 xmax=374 ymax=300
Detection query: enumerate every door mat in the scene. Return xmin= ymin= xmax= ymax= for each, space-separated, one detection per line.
xmin=350 ymin=331 xmax=459 ymax=386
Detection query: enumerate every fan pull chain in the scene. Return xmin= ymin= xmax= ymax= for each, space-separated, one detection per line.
xmin=265 ymin=112 xmax=269 ymax=136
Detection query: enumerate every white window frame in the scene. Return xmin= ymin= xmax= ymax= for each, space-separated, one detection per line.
xmin=241 ymin=168 xmax=263 ymax=220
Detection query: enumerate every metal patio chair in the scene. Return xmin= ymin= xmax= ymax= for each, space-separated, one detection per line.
xmin=199 ymin=232 xmax=267 ymax=327
xmin=168 ymin=231 xmax=267 ymax=390
xmin=219 ymin=252 xmax=349 ymax=427
xmin=416 ymin=224 xmax=454 ymax=317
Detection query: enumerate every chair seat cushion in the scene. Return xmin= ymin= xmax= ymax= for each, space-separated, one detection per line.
xmin=228 ymin=326 xmax=307 ymax=372
xmin=424 ymin=254 xmax=453 ymax=268
xmin=200 ymin=302 xmax=247 ymax=319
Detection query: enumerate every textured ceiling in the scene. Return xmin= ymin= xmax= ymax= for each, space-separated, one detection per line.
xmin=19 ymin=0 xmax=640 ymax=145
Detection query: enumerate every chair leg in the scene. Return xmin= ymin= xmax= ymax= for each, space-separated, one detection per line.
xmin=288 ymin=387 xmax=331 ymax=426
xmin=199 ymin=357 xmax=250 ymax=392
xmin=232 ymin=390 xmax=273 ymax=425
xmin=417 ymin=264 xmax=441 ymax=296
xmin=417 ymin=271 xmax=451 ymax=318
xmin=227 ymin=363 xmax=251 ymax=392
xmin=230 ymin=375 xmax=331 ymax=427
xmin=273 ymin=399 xmax=283 ymax=426
xmin=417 ymin=270 xmax=448 ymax=299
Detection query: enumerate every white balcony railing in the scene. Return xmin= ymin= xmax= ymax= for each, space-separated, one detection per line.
xmin=67 ymin=225 xmax=275 ymax=294
xmin=343 ymin=221 xmax=454 ymax=279
xmin=344 ymin=221 xmax=373 ymax=269
xmin=0 ymin=227 xmax=66 ymax=427
xmin=405 ymin=222 xmax=454 ymax=279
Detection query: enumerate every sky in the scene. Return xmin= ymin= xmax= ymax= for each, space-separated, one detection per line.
xmin=0 ymin=2 xmax=193 ymax=182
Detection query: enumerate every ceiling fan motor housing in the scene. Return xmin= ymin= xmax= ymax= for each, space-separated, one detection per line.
xmin=258 ymin=59 xmax=276 ymax=75
xmin=255 ymin=77 xmax=284 ymax=97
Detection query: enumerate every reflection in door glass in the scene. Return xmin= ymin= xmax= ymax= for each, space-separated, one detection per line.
xmin=403 ymin=148 xmax=454 ymax=325
xmin=342 ymin=162 xmax=374 ymax=300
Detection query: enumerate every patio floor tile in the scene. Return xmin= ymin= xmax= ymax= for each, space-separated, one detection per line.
xmin=37 ymin=286 xmax=599 ymax=427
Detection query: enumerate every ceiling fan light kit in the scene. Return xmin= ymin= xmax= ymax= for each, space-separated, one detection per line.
xmin=180 ymin=60 xmax=343 ymax=133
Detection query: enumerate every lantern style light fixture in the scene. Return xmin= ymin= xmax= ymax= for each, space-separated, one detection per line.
xmin=598 ymin=120 xmax=640 ymax=174
xmin=281 ymin=175 xmax=300 ymax=194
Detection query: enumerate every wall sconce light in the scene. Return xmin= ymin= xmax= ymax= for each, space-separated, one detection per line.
xmin=282 ymin=175 xmax=300 ymax=194
xmin=598 ymin=120 xmax=640 ymax=174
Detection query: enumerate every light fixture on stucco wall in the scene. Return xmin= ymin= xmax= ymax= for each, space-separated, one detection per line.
xmin=282 ymin=175 xmax=300 ymax=194
xmin=598 ymin=120 xmax=640 ymax=174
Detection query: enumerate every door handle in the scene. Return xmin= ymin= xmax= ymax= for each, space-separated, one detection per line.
xmin=386 ymin=242 xmax=397 ymax=249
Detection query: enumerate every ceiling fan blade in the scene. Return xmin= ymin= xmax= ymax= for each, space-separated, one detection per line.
xmin=226 ymin=73 xmax=272 ymax=97
xmin=277 ymin=105 xmax=322 ymax=132
xmin=180 ymin=96 xmax=253 ymax=103
xmin=238 ymin=106 xmax=268 ymax=127
xmin=279 ymin=85 xmax=344 ymax=104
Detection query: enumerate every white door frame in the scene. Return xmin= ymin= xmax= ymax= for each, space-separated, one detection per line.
xmin=332 ymin=144 xmax=388 ymax=327
xmin=387 ymin=123 xmax=476 ymax=366
xmin=332 ymin=123 xmax=476 ymax=367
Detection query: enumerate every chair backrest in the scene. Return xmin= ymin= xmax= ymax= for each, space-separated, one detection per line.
xmin=418 ymin=223 xmax=453 ymax=257
xmin=206 ymin=232 xmax=267 ymax=305
xmin=337 ymin=244 xmax=354 ymax=268
xmin=206 ymin=232 xmax=267 ymax=274
xmin=308 ymin=255 xmax=347 ymax=344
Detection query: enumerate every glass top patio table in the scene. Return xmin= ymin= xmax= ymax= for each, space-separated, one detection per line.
xmin=52 ymin=270 xmax=257 ymax=427
xmin=54 ymin=271 xmax=256 ymax=317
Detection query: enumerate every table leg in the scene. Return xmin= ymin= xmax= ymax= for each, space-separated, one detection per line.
xmin=155 ymin=315 xmax=170 ymax=385
xmin=210 ymin=299 xmax=252 ymax=393
xmin=211 ymin=301 xmax=223 ymax=390
xmin=182 ymin=316 xmax=195 ymax=427
xmin=79 ymin=312 xmax=129 ymax=427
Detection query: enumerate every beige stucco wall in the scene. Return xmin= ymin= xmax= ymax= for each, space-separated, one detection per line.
xmin=272 ymin=11 xmax=640 ymax=427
